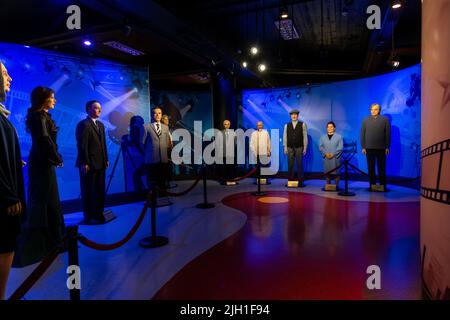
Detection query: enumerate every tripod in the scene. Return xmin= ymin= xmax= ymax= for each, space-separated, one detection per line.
xmin=106 ymin=147 xmax=122 ymax=194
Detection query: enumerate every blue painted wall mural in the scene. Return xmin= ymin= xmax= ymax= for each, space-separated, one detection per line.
xmin=0 ymin=42 xmax=150 ymax=200
xmin=241 ymin=64 xmax=421 ymax=178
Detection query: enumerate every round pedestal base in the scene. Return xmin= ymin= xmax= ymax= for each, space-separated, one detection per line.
xmin=196 ymin=203 xmax=215 ymax=209
xmin=251 ymin=191 xmax=267 ymax=196
xmin=338 ymin=191 xmax=356 ymax=197
xmin=139 ymin=236 xmax=169 ymax=248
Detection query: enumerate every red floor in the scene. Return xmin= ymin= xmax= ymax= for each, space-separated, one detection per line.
xmin=153 ymin=191 xmax=420 ymax=300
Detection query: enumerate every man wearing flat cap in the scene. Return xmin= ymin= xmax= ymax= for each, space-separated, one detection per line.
xmin=283 ymin=109 xmax=308 ymax=185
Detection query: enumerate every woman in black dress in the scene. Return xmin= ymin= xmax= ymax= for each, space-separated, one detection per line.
xmin=13 ymin=86 xmax=65 ymax=267
xmin=0 ymin=63 xmax=25 ymax=299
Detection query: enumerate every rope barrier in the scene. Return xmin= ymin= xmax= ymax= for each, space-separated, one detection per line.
xmin=275 ymin=163 xmax=344 ymax=181
xmin=226 ymin=167 xmax=258 ymax=182
xmin=306 ymin=164 xmax=344 ymax=180
xmin=8 ymin=242 xmax=65 ymax=300
xmin=209 ymin=167 xmax=258 ymax=182
xmin=346 ymin=162 xmax=420 ymax=182
xmin=78 ymin=201 xmax=149 ymax=251
xmin=8 ymin=159 xmax=418 ymax=300
xmin=159 ymin=173 xmax=203 ymax=197
xmin=347 ymin=162 xmax=370 ymax=176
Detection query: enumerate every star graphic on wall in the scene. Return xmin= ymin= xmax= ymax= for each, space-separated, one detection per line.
xmin=437 ymin=78 xmax=450 ymax=110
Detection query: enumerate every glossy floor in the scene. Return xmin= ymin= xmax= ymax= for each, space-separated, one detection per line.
xmin=7 ymin=179 xmax=420 ymax=300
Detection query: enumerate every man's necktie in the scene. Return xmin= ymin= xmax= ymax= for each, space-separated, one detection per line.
xmin=94 ymin=120 xmax=100 ymax=133
xmin=156 ymin=123 xmax=161 ymax=136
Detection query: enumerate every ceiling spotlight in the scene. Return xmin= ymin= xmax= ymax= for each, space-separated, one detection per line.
xmin=280 ymin=7 xmax=289 ymax=19
xmin=388 ymin=54 xmax=400 ymax=68
xmin=242 ymin=61 xmax=248 ymax=68
xmin=258 ymin=63 xmax=267 ymax=72
xmin=250 ymin=46 xmax=259 ymax=55
xmin=83 ymin=39 xmax=93 ymax=47
xmin=391 ymin=0 xmax=402 ymax=9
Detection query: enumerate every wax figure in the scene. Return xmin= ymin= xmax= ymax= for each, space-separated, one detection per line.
xmin=319 ymin=121 xmax=343 ymax=187
xmin=219 ymin=119 xmax=237 ymax=185
xmin=143 ymin=107 xmax=171 ymax=190
xmin=250 ymin=121 xmax=271 ymax=161
xmin=250 ymin=121 xmax=271 ymax=179
xmin=360 ymin=103 xmax=391 ymax=190
xmin=0 ymin=62 xmax=25 ymax=299
xmin=13 ymin=86 xmax=65 ymax=267
xmin=76 ymin=100 xmax=109 ymax=225
xmin=283 ymin=109 xmax=308 ymax=186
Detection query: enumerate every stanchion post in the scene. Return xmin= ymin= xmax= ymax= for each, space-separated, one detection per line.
xmin=151 ymin=188 xmax=157 ymax=242
xmin=139 ymin=187 xmax=169 ymax=248
xmin=196 ymin=163 xmax=215 ymax=208
xmin=338 ymin=159 xmax=355 ymax=197
xmin=252 ymin=156 xmax=266 ymax=196
xmin=67 ymin=225 xmax=81 ymax=301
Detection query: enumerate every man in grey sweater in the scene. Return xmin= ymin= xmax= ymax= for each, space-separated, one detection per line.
xmin=360 ymin=103 xmax=391 ymax=190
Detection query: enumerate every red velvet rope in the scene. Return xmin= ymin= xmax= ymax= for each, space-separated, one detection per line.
xmin=275 ymin=163 xmax=344 ymax=181
xmin=78 ymin=202 xmax=149 ymax=251
xmin=347 ymin=162 xmax=370 ymax=176
xmin=160 ymin=173 xmax=203 ymax=197
xmin=209 ymin=167 xmax=258 ymax=182
xmin=8 ymin=244 xmax=63 ymax=300
xmin=304 ymin=163 xmax=344 ymax=180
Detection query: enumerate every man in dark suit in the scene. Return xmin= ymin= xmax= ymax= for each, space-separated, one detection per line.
xmin=76 ymin=100 xmax=109 ymax=224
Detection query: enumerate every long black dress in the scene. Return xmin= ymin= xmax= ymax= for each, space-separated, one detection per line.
xmin=0 ymin=105 xmax=25 ymax=254
xmin=13 ymin=111 xmax=65 ymax=267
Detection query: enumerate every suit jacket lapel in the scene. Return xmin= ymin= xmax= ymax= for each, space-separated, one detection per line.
xmin=97 ymin=121 xmax=105 ymax=140
xmin=150 ymin=122 xmax=158 ymax=135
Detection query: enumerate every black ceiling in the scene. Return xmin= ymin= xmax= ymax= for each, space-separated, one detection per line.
xmin=0 ymin=0 xmax=421 ymax=88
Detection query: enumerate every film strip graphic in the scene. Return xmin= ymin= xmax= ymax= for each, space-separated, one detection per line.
xmin=421 ymin=138 xmax=450 ymax=205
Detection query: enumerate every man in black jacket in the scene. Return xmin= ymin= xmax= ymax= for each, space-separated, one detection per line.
xmin=283 ymin=109 xmax=308 ymax=186
xmin=76 ymin=100 xmax=109 ymax=224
